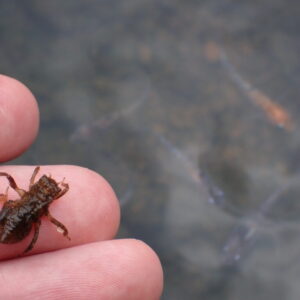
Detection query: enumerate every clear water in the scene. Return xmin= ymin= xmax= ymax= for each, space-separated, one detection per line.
xmin=1 ymin=1 xmax=300 ymax=299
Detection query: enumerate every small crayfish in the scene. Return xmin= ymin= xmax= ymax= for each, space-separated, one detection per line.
xmin=0 ymin=166 xmax=70 ymax=254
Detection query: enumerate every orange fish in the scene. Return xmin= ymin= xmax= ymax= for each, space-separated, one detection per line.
xmin=248 ymin=89 xmax=293 ymax=130
xmin=206 ymin=41 xmax=293 ymax=131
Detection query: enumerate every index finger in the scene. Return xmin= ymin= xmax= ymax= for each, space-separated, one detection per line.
xmin=0 ymin=75 xmax=39 ymax=161
xmin=0 ymin=165 xmax=120 ymax=260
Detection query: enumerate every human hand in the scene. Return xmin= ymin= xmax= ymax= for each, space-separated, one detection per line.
xmin=0 ymin=75 xmax=163 ymax=299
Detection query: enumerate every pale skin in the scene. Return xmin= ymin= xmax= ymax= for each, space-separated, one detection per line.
xmin=0 ymin=75 xmax=163 ymax=299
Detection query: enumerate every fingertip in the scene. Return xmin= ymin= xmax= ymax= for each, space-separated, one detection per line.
xmin=0 ymin=75 xmax=39 ymax=161
xmin=121 ymin=239 xmax=164 ymax=299
xmin=0 ymin=239 xmax=164 ymax=299
xmin=98 ymin=239 xmax=164 ymax=299
xmin=68 ymin=165 xmax=121 ymax=240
